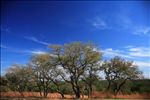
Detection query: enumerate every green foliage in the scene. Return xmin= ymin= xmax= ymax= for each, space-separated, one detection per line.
xmin=131 ymin=79 xmax=150 ymax=93
xmin=0 ymin=76 xmax=9 ymax=92
xmin=102 ymin=56 xmax=142 ymax=95
xmin=49 ymin=42 xmax=102 ymax=98
xmin=5 ymin=64 xmax=32 ymax=93
xmin=59 ymin=82 xmax=73 ymax=94
xmin=94 ymin=80 xmax=108 ymax=92
xmin=93 ymin=79 xmax=150 ymax=94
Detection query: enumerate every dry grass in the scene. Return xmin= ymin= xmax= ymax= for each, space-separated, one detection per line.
xmin=1 ymin=92 xmax=150 ymax=99
xmin=92 ymin=91 xmax=150 ymax=99
xmin=0 ymin=92 xmax=88 ymax=99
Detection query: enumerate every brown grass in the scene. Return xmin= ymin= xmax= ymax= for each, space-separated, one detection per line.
xmin=1 ymin=91 xmax=150 ymax=99
xmin=0 ymin=92 xmax=87 ymax=99
xmin=92 ymin=91 xmax=150 ymax=99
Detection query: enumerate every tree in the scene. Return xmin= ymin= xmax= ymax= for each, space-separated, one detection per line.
xmin=48 ymin=67 xmax=66 ymax=98
xmin=30 ymin=54 xmax=53 ymax=97
xmin=49 ymin=42 xmax=102 ymax=98
xmin=102 ymin=56 xmax=142 ymax=95
xmin=82 ymin=62 xmax=101 ymax=98
xmin=0 ymin=76 xmax=9 ymax=92
xmin=30 ymin=53 xmax=68 ymax=98
xmin=5 ymin=64 xmax=32 ymax=96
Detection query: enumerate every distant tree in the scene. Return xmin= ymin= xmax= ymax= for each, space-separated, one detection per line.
xmin=49 ymin=42 xmax=102 ymax=98
xmin=102 ymin=56 xmax=142 ymax=95
xmin=0 ymin=76 xmax=9 ymax=92
xmin=5 ymin=64 xmax=32 ymax=96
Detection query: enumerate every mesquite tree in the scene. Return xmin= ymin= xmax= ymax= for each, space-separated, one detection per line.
xmin=82 ymin=62 xmax=101 ymax=98
xmin=102 ymin=56 xmax=142 ymax=95
xmin=30 ymin=54 xmax=53 ymax=97
xmin=5 ymin=64 xmax=32 ymax=96
xmin=30 ymin=53 xmax=66 ymax=98
xmin=49 ymin=42 xmax=102 ymax=98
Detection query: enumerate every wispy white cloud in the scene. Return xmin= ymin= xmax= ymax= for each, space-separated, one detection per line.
xmin=115 ymin=14 xmax=150 ymax=36
xmin=1 ymin=44 xmax=47 ymax=55
xmin=25 ymin=50 xmax=47 ymax=55
xmin=24 ymin=36 xmax=50 ymax=46
xmin=120 ymin=18 xmax=150 ymax=36
xmin=91 ymin=14 xmax=150 ymax=36
xmin=102 ymin=48 xmax=132 ymax=58
xmin=103 ymin=46 xmax=150 ymax=58
xmin=134 ymin=61 xmax=150 ymax=67
xmin=102 ymin=46 xmax=150 ymax=68
xmin=91 ymin=17 xmax=108 ymax=29
xmin=126 ymin=46 xmax=150 ymax=57
xmin=0 ymin=44 xmax=20 ymax=52
xmin=133 ymin=26 xmax=150 ymax=35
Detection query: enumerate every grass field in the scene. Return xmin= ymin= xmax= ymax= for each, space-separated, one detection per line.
xmin=1 ymin=92 xmax=150 ymax=99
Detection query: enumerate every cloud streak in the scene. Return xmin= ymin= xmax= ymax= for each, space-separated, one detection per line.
xmin=103 ymin=46 xmax=150 ymax=58
xmin=91 ymin=17 xmax=108 ymax=30
xmin=102 ymin=46 xmax=150 ymax=68
xmin=134 ymin=61 xmax=150 ymax=67
xmin=25 ymin=50 xmax=47 ymax=55
xmin=116 ymin=14 xmax=150 ymax=36
xmin=1 ymin=44 xmax=47 ymax=55
xmin=102 ymin=48 xmax=132 ymax=58
xmin=24 ymin=36 xmax=50 ymax=46
xmin=133 ymin=26 xmax=150 ymax=35
xmin=127 ymin=46 xmax=150 ymax=58
xmin=91 ymin=14 xmax=150 ymax=36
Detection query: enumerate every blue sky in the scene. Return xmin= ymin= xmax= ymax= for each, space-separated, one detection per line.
xmin=1 ymin=1 xmax=150 ymax=78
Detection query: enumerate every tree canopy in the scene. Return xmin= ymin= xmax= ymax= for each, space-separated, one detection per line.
xmin=102 ymin=56 xmax=143 ymax=95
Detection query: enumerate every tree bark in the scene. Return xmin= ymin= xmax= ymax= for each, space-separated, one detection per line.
xmin=107 ymin=81 xmax=111 ymax=91
xmin=76 ymin=86 xmax=80 ymax=98
xmin=89 ymin=84 xmax=92 ymax=98
xmin=116 ymin=79 xmax=127 ymax=95
xmin=57 ymin=91 xmax=65 ymax=98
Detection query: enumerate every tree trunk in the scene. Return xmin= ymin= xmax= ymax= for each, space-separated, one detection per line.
xmin=43 ymin=87 xmax=48 ymax=97
xmin=61 ymin=93 xmax=65 ymax=98
xmin=75 ymin=86 xmax=80 ymax=98
xmin=56 ymin=87 xmax=64 ymax=98
xmin=70 ymin=77 xmax=81 ymax=98
xmin=107 ymin=81 xmax=111 ymax=90
xmin=88 ymin=84 xmax=92 ymax=98
xmin=87 ymin=89 xmax=90 ymax=98
xmin=18 ymin=87 xmax=24 ymax=97
xmin=54 ymin=81 xmax=65 ymax=98
xmin=40 ymin=91 xmax=42 ymax=97
xmin=116 ymin=79 xmax=127 ymax=95
xmin=38 ymin=85 xmax=43 ymax=97
xmin=58 ymin=91 xmax=65 ymax=98
xmin=112 ymin=82 xmax=118 ymax=96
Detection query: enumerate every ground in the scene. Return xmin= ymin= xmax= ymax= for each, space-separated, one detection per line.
xmin=1 ymin=92 xmax=150 ymax=99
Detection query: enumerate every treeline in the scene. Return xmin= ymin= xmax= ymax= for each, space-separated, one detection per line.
xmin=0 ymin=42 xmax=145 ymax=98
xmin=95 ymin=79 xmax=150 ymax=94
